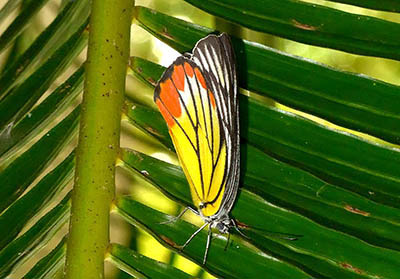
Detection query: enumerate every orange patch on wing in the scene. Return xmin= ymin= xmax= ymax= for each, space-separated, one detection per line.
xmin=195 ymin=68 xmax=207 ymax=89
xmin=159 ymin=79 xmax=181 ymax=118
xmin=156 ymin=99 xmax=175 ymax=128
xmin=172 ymin=65 xmax=185 ymax=91
xmin=208 ymin=90 xmax=216 ymax=108
xmin=184 ymin=62 xmax=194 ymax=77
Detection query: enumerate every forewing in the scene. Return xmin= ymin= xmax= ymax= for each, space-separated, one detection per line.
xmin=154 ymin=57 xmax=227 ymax=217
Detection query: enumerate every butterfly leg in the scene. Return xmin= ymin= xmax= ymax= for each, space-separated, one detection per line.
xmin=224 ymin=231 xmax=231 ymax=251
xmin=178 ymin=221 xmax=209 ymax=251
xmin=159 ymin=206 xmax=198 ymax=225
xmin=203 ymin=224 xmax=213 ymax=264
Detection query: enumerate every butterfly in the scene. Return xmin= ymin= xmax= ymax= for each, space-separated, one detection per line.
xmin=154 ymin=33 xmax=241 ymax=264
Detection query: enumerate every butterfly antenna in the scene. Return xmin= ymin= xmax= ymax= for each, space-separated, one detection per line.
xmin=232 ymin=219 xmax=250 ymax=239
xmin=250 ymin=226 xmax=302 ymax=241
xmin=203 ymin=225 xmax=213 ymax=264
xmin=270 ymin=233 xmax=301 ymax=241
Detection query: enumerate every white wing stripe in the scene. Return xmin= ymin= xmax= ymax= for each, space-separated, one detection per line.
xmin=191 ymin=34 xmax=239 ymax=216
xmin=210 ymin=46 xmax=225 ymax=88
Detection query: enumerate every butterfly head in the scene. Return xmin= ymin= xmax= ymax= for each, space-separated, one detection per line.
xmin=212 ymin=216 xmax=232 ymax=234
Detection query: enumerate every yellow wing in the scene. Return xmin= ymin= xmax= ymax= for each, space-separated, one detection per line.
xmin=154 ymin=34 xmax=239 ymax=218
xmin=154 ymin=58 xmax=226 ymax=217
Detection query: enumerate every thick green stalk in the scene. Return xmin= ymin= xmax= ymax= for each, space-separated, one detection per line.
xmin=65 ymin=1 xmax=133 ymax=278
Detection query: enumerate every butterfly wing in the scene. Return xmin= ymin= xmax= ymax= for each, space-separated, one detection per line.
xmin=192 ymin=33 xmax=240 ymax=216
xmin=154 ymin=33 xmax=239 ymax=218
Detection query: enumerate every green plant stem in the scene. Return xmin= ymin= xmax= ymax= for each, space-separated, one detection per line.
xmin=65 ymin=1 xmax=133 ymax=278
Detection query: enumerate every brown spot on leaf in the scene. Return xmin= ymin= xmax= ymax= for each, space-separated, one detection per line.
xmin=147 ymin=77 xmax=156 ymax=86
xmin=131 ymin=150 xmax=144 ymax=161
xmin=17 ymin=66 xmax=24 ymax=74
xmin=147 ymin=127 xmax=162 ymax=137
xmin=160 ymin=235 xmax=178 ymax=247
xmin=162 ymin=27 xmax=174 ymax=40
xmin=344 ymin=205 xmax=370 ymax=216
xmin=235 ymin=219 xmax=249 ymax=229
xmin=340 ymin=262 xmax=364 ymax=274
xmin=292 ymin=19 xmax=317 ymax=31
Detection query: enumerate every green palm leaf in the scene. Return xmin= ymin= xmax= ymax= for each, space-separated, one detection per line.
xmin=0 ymin=0 xmax=399 ymax=278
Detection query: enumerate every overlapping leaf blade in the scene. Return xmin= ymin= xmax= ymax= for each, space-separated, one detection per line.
xmin=1 ymin=0 xmax=399 ymax=277
xmin=119 ymin=149 xmax=400 ymax=278
xmin=0 ymin=67 xmax=83 ymax=156
xmin=0 ymin=0 xmax=89 ymax=97
xmin=326 ymin=0 xmax=400 ymax=12
xmin=0 ymin=106 xmax=79 ymax=212
xmin=0 ymin=151 xmax=73 ymax=250
xmin=242 ymin=96 xmax=400 ymax=207
xmin=134 ymin=6 xmax=400 ymax=145
xmin=182 ymin=0 xmax=400 ymax=60
xmin=0 ymin=0 xmax=49 ymax=53
xmin=121 ymin=84 xmax=400 ymax=250
xmin=0 ymin=22 xmax=87 ymax=129
xmin=116 ymin=195 xmax=313 ymax=279
xmin=128 ymin=56 xmax=400 ymax=208
xmin=108 ymin=243 xmax=194 ymax=279
xmin=0 ymin=194 xmax=70 ymax=278
xmin=124 ymin=48 xmax=400 ymax=277
xmin=0 ymin=2 xmax=89 ymax=278
xmin=0 ymin=0 xmax=23 ymax=24
xmin=123 ymin=100 xmax=174 ymax=151
xmin=23 ymin=237 xmax=66 ymax=279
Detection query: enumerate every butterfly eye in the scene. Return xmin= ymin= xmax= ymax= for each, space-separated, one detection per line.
xmin=215 ymin=222 xmax=228 ymax=233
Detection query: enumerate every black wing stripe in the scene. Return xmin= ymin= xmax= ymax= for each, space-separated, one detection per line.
xmin=208 ymin=42 xmax=231 ymax=120
xmin=202 ymin=175 xmax=226 ymax=206
xmin=156 ymin=34 xmax=240 ymax=212
xmin=193 ymin=68 xmax=212 ymax=154
xmin=180 ymin=61 xmax=200 ymax=128
xmin=185 ymin=67 xmax=206 ymax=199
xmin=195 ymin=121 xmax=205 ymax=199
xmin=199 ymin=52 xmax=228 ymax=152
xmin=203 ymin=44 xmax=228 ymax=121
xmin=156 ymin=97 xmax=197 ymax=152
xmin=169 ymin=74 xmax=208 ymax=199
xmin=158 ymin=70 xmax=207 ymax=200
xmin=193 ymin=36 xmax=234 ymax=202
xmin=193 ymin=34 xmax=240 ymax=215
xmin=194 ymin=46 xmax=227 ymax=163
xmin=190 ymin=66 xmax=211 ymax=199
xmin=206 ymin=77 xmax=215 ymax=159
xmin=169 ymin=77 xmax=197 ymax=132
xmin=195 ymin=49 xmax=230 ymax=200
xmin=220 ymin=35 xmax=240 ymax=214
xmin=179 ymin=155 xmax=203 ymax=202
